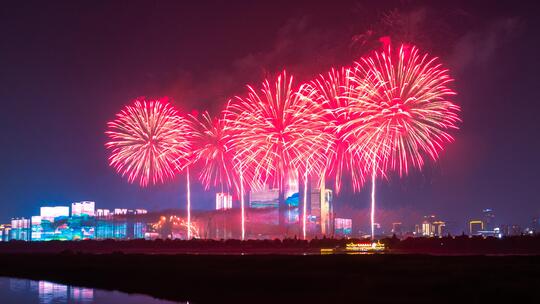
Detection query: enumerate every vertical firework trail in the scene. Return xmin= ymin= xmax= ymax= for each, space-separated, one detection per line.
xmin=348 ymin=44 xmax=460 ymax=240
xmin=186 ymin=166 xmax=191 ymax=239
xmin=370 ymin=163 xmax=376 ymax=240
xmin=240 ymin=170 xmax=245 ymax=240
xmin=302 ymin=169 xmax=308 ymax=240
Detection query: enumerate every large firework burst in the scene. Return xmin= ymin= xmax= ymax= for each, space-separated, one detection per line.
xmin=225 ymin=71 xmax=329 ymax=190
xmin=349 ymin=44 xmax=460 ymax=174
xmin=225 ymin=71 xmax=329 ymax=237
xmin=347 ymin=44 xmax=460 ymax=239
xmin=189 ymin=111 xmax=238 ymax=192
xmin=105 ymin=98 xmax=191 ymax=187
xmin=300 ymin=67 xmax=369 ymax=193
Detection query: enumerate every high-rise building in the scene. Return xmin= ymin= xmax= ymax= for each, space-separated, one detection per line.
xmin=216 ymin=192 xmax=233 ymax=210
xmin=96 ymin=209 xmax=111 ymax=217
xmin=482 ymin=209 xmax=495 ymax=230
xmin=532 ymin=217 xmax=539 ymax=235
xmin=250 ymin=184 xmax=279 ymax=209
xmin=422 ymin=215 xmax=436 ymax=236
xmin=335 ymin=218 xmax=352 ymax=237
xmin=0 ymin=224 xmax=12 ymax=241
xmin=114 ymin=208 xmax=128 ymax=215
xmin=433 ymin=221 xmax=446 ymax=237
xmin=71 ymin=201 xmax=95 ymax=217
xmin=421 ymin=215 xmax=446 ymax=237
xmin=509 ymin=224 xmax=522 ymax=236
xmin=307 ymin=176 xmax=335 ymax=236
xmin=40 ymin=206 xmax=69 ymax=222
xmin=469 ymin=220 xmax=484 ymax=236
xmin=31 ymin=216 xmax=42 ymax=240
xmin=391 ymin=222 xmax=403 ymax=236
xmin=10 ymin=218 xmax=31 ymax=241
xmin=321 ymin=188 xmax=333 ymax=236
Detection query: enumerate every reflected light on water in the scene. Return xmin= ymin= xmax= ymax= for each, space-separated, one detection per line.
xmin=1 ymin=277 xmax=186 ymax=304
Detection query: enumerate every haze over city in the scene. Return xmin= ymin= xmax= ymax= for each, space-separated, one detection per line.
xmin=1 ymin=1 xmax=538 ymax=231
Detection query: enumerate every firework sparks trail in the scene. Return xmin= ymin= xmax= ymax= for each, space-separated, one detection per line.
xmin=189 ymin=111 xmax=238 ymax=192
xmin=226 ymin=71 xmax=330 ymax=236
xmin=348 ymin=44 xmax=460 ymax=239
xmin=105 ymin=98 xmax=190 ymax=186
xmin=302 ymin=169 xmax=308 ymax=240
xmin=186 ymin=166 xmax=191 ymax=239
xmin=300 ymin=68 xmax=369 ymax=194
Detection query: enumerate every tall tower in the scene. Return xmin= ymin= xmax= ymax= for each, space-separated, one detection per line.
xmin=482 ymin=209 xmax=495 ymax=231
xmin=309 ymin=175 xmax=333 ymax=237
xmin=320 ymin=179 xmax=333 ymax=236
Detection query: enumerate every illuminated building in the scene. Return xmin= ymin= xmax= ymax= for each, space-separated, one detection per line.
xmin=321 ymin=187 xmax=333 ymax=236
xmin=335 ymin=218 xmax=352 ymax=237
xmin=469 ymin=220 xmax=484 ymax=236
xmin=433 ymin=221 xmax=446 ymax=237
xmin=40 ymin=206 xmax=69 ymax=222
xmin=482 ymin=208 xmax=495 ymax=230
xmin=420 ymin=215 xmax=446 ymax=237
xmin=249 ymin=184 xmax=279 ymax=209
xmin=532 ymin=217 xmax=539 ymax=235
xmin=309 ymin=176 xmax=334 ymax=237
xmin=96 ymin=209 xmax=110 ymax=217
xmin=71 ymin=201 xmax=95 ymax=217
xmin=0 ymin=224 xmax=11 ymax=241
xmin=216 ymin=192 xmax=233 ymax=210
xmin=509 ymin=224 xmax=522 ymax=236
xmin=10 ymin=218 xmax=31 ymax=241
xmin=31 ymin=216 xmax=42 ymax=240
xmin=114 ymin=208 xmax=128 ymax=215
xmin=391 ymin=222 xmax=402 ymax=235
xmin=421 ymin=215 xmax=436 ymax=237
xmin=95 ymin=208 xmax=147 ymax=240
xmin=414 ymin=224 xmax=422 ymax=236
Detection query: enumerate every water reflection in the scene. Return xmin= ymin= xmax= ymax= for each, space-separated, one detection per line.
xmin=0 ymin=277 xmax=185 ymax=304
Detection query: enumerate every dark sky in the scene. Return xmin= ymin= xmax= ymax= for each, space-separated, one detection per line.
xmin=1 ymin=0 xmax=539 ymax=231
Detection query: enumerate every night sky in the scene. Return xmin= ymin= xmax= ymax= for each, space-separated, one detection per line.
xmin=1 ymin=0 xmax=539 ymax=231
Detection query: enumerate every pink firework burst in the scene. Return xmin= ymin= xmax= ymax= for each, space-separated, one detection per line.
xmin=189 ymin=111 xmax=239 ymax=193
xmin=225 ymin=71 xmax=329 ymax=190
xmin=347 ymin=44 xmax=460 ymax=240
xmin=348 ymin=44 xmax=460 ymax=175
xmin=105 ymin=98 xmax=191 ymax=187
xmin=300 ymin=67 xmax=368 ymax=193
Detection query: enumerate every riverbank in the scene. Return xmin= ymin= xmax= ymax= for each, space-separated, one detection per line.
xmin=0 ymin=252 xmax=538 ymax=303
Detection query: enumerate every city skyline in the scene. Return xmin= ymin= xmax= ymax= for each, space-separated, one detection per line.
xmin=1 ymin=1 xmax=540 ymax=230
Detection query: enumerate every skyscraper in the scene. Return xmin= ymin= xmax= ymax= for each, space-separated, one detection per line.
xmin=482 ymin=209 xmax=495 ymax=230
xmin=391 ymin=222 xmax=402 ymax=236
xmin=71 ymin=201 xmax=95 ymax=217
xmin=250 ymin=184 xmax=279 ymax=209
xmin=334 ymin=218 xmax=352 ymax=237
xmin=215 ymin=192 xmax=233 ymax=210
xmin=308 ymin=176 xmax=333 ymax=237
xmin=532 ymin=217 xmax=539 ymax=235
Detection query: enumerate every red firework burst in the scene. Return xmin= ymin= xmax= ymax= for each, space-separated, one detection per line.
xmin=105 ymin=98 xmax=191 ymax=186
xmin=189 ymin=111 xmax=239 ymax=192
xmin=300 ymin=67 xmax=368 ymax=193
xmin=348 ymin=44 xmax=460 ymax=175
xmin=224 ymin=71 xmax=329 ymax=190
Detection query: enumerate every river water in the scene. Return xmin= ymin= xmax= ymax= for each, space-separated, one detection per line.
xmin=0 ymin=277 xmax=185 ymax=304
